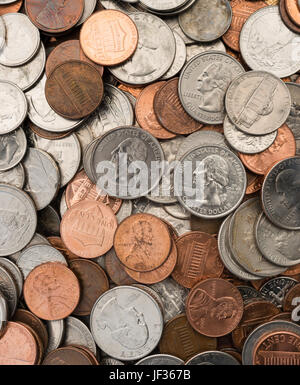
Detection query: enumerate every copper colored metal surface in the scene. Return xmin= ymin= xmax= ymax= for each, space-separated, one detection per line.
xmin=153 ymin=78 xmax=203 ymax=135
xmin=66 ymin=169 xmax=122 ymax=213
xmin=135 ymin=82 xmax=176 ymax=140
xmin=29 ymin=122 xmax=74 ymax=140
xmin=43 ymin=346 xmax=94 ymax=365
xmin=25 ymin=0 xmax=84 ymax=34
xmin=246 ymin=171 xmax=264 ymax=195
xmin=279 ymin=0 xmax=300 ymax=33
xmin=61 ymin=200 xmax=117 ymax=259
xmin=172 ymin=231 xmax=224 ymax=289
xmin=286 ymin=0 xmax=300 ymax=26
xmin=114 ymin=213 xmax=172 ymax=273
xmin=47 ymin=236 xmax=78 ymax=262
xmin=239 ymin=125 xmax=296 ymax=175
xmin=186 ymin=278 xmax=244 ymax=337
xmin=0 ymin=0 xmax=23 ymax=15
xmin=45 ymin=40 xmax=104 ymax=78
xmin=118 ymin=84 xmax=144 ymax=99
xmin=45 ymin=60 xmax=104 ymax=120
xmin=24 ymin=262 xmax=80 ymax=321
xmin=190 ymin=217 xmax=223 ymax=235
xmin=80 ymin=10 xmax=138 ymax=66
xmin=283 ymin=283 xmax=300 ymax=312
xmin=70 ymin=259 xmax=109 ymax=316
xmin=105 ymin=249 xmax=137 ymax=286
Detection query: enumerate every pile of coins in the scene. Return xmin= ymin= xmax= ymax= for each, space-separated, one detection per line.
xmin=0 ymin=0 xmax=300 ymax=366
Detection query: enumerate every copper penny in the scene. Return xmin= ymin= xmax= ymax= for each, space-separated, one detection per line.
xmin=68 ymin=345 xmax=99 ymax=365
xmin=46 ymin=40 xmax=104 ymax=78
xmin=80 ymin=10 xmax=138 ymax=66
xmin=186 ymin=278 xmax=244 ymax=337
xmin=43 ymin=346 xmax=93 ymax=365
xmin=239 ymin=124 xmax=296 ymax=175
xmin=200 ymin=124 xmax=224 ymax=134
xmin=232 ymin=300 xmax=280 ymax=351
xmin=220 ymin=348 xmax=242 ymax=364
xmin=270 ymin=312 xmax=293 ymax=322
xmin=66 ymin=169 xmax=122 ymax=213
xmin=251 ymin=278 xmax=269 ymax=291
xmin=190 ymin=216 xmax=223 ymax=235
xmin=283 ymin=283 xmax=300 ymax=312
xmin=19 ymin=322 xmax=44 ymax=365
xmin=69 ymin=259 xmax=109 ymax=316
xmin=104 ymin=248 xmax=136 ymax=285
xmin=118 ymin=84 xmax=144 ymax=99
xmin=222 ymin=1 xmax=267 ymax=52
xmin=125 ymin=238 xmax=177 ymax=284
xmin=47 ymin=236 xmax=78 ymax=262
xmin=283 ymin=264 xmax=300 ymax=276
xmin=286 ymin=0 xmax=300 ymax=26
xmin=45 ymin=60 xmax=104 ymax=120
xmin=0 ymin=0 xmax=23 ymax=16
xmin=135 ymin=82 xmax=176 ymax=140
xmin=61 ymin=200 xmax=117 ymax=259
xmin=114 ymin=213 xmax=172 ymax=273
xmin=0 ymin=321 xmax=37 ymax=365
xmin=159 ymin=314 xmax=217 ymax=362
xmin=29 ymin=121 xmax=74 ymax=140
xmin=25 ymin=0 xmax=84 ymax=34
xmin=153 ymin=78 xmax=203 ymax=135
xmin=13 ymin=309 xmax=49 ymax=352
xmin=279 ymin=0 xmax=300 ymax=34
xmin=296 ymin=76 xmax=300 ymax=84
xmin=24 ymin=262 xmax=80 ymax=321
xmin=172 ymin=231 xmax=224 ymax=289
xmin=253 ymin=330 xmax=300 ymax=365
xmin=246 ymin=171 xmax=264 ymax=195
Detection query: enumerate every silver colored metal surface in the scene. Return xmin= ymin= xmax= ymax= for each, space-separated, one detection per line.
xmin=286 ymin=83 xmax=300 ymax=154
xmin=8 ymin=232 xmax=50 ymax=264
xmin=0 ymin=164 xmax=25 ymax=189
xmin=0 ymin=291 xmax=7 ymax=337
xmin=161 ymin=32 xmax=186 ymax=80
xmin=163 ymin=203 xmax=191 ymax=220
xmin=0 ymin=265 xmax=18 ymax=317
xmin=139 ymin=0 xmax=188 ymax=12
xmin=59 ymin=190 xmax=68 ymax=218
xmin=136 ymin=354 xmax=184 ymax=365
xmin=185 ymin=40 xmax=226 ymax=62
xmin=45 ymin=319 xmax=65 ymax=355
xmin=0 ymin=258 xmax=23 ymax=298
xmin=37 ymin=205 xmax=61 ymax=236
xmin=63 ymin=316 xmax=97 ymax=355
xmin=116 ymin=199 xmax=133 ymax=223
xmin=185 ymin=351 xmax=240 ymax=365
xmin=260 ymin=277 xmax=297 ymax=308
xmin=0 ymin=127 xmax=27 ymax=171
xmin=0 ymin=16 xmax=5 ymax=51
xmin=76 ymin=0 xmax=97 ymax=26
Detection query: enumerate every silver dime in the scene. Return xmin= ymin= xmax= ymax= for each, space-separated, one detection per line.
xmin=8 ymin=232 xmax=50 ymax=264
xmin=63 ymin=316 xmax=97 ymax=355
xmin=186 ymin=40 xmax=226 ymax=62
xmin=161 ymin=32 xmax=186 ymax=80
xmin=0 ymin=258 xmax=22 ymax=298
xmin=223 ymin=115 xmax=277 ymax=154
xmin=0 ymin=13 xmax=40 ymax=67
xmin=185 ymin=351 xmax=240 ymax=365
xmin=0 ymin=43 xmax=45 ymax=91
xmin=240 ymin=7 xmax=300 ymax=78
xmin=164 ymin=203 xmax=191 ymax=220
xmin=59 ymin=190 xmax=68 ymax=218
xmin=0 ymin=164 xmax=25 ymax=189
xmin=179 ymin=51 xmax=244 ymax=124
xmin=90 ymin=286 xmax=163 ymax=361
xmin=225 ymin=71 xmax=291 ymax=136
xmin=0 ymin=81 xmax=27 ymax=135
xmin=23 ymin=148 xmax=60 ymax=211
xmin=179 ymin=0 xmax=232 ymax=42
xmin=37 ymin=206 xmax=61 ymax=236
xmin=116 ymin=199 xmax=133 ymax=223
xmin=286 ymin=82 xmax=300 ymax=155
xmin=76 ymin=0 xmax=97 ymax=26
xmin=26 ymin=74 xmax=83 ymax=133
xmin=16 ymin=244 xmax=67 ymax=279
xmin=109 ymin=12 xmax=176 ymax=85
xmin=0 ymin=127 xmax=27 ymax=171
xmin=28 ymin=132 xmax=81 ymax=187
xmin=45 ymin=319 xmax=65 ymax=355
xmin=150 ymin=278 xmax=189 ymax=323
xmin=0 ymin=265 xmax=18 ymax=317
xmin=139 ymin=0 xmax=188 ymax=12
xmin=91 ymin=126 xmax=164 ymax=199
xmin=237 ymin=286 xmax=263 ymax=304
xmin=229 ymin=198 xmax=286 ymax=277
xmin=0 ymin=291 xmax=7 ymax=337
xmin=256 ymin=213 xmax=300 ymax=267
xmin=137 ymin=0 xmax=197 ymax=16
xmin=136 ymin=354 xmax=184 ymax=365
xmin=260 ymin=277 xmax=297 ymax=308
xmin=177 ymin=145 xmax=246 ymax=219
xmin=177 ymin=130 xmax=229 ymax=161
xmin=0 ymin=16 xmax=5 ymax=51
xmin=262 ymin=156 xmax=300 ymax=230
xmin=242 ymin=321 xmax=300 ymax=365
xmin=0 ymin=184 xmax=37 ymax=256
xmin=132 ymin=283 xmax=165 ymax=316
xmin=218 ymin=215 xmax=261 ymax=281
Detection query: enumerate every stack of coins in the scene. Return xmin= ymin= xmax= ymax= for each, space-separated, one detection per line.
xmin=0 ymin=0 xmax=299 ymax=366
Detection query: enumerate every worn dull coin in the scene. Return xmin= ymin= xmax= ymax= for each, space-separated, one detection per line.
xmin=104 ymin=247 xmax=136 ymax=285
xmin=0 ymin=265 xmax=18 ymax=317
xmin=240 ymin=7 xmax=300 ymax=78
xmin=262 ymin=156 xmax=300 ymax=230
xmin=136 ymin=354 xmax=184 ymax=365
xmin=186 ymin=351 xmax=240 ymax=365
xmin=0 ymin=258 xmax=22 ymax=298
xmin=0 ymin=164 xmax=25 ymax=189
xmin=164 ymin=203 xmax=191 ymax=220
xmin=37 ymin=206 xmax=61 ymax=236
xmin=90 ymin=286 xmax=163 ymax=361
xmin=139 ymin=0 xmax=188 ymax=12
xmin=260 ymin=277 xmax=297 ymax=308
xmin=0 ymin=13 xmax=40 ymax=67
xmin=283 ymin=283 xmax=300 ymax=312
xmin=179 ymin=0 xmax=232 ymax=42
xmin=42 ymin=346 xmax=93 ymax=365
xmin=62 ymin=316 xmax=96 ymax=355
xmin=286 ymin=82 xmax=300 ymax=154
xmin=80 ymin=10 xmax=138 ymax=66
xmin=161 ymin=32 xmax=186 ymax=80
xmin=109 ymin=12 xmax=176 ymax=85
xmin=179 ymin=52 xmax=244 ymax=124
xmin=225 ymin=71 xmax=291 ymax=135
xmin=77 ymin=0 xmax=97 ymax=26
xmin=237 ymin=286 xmax=264 ymax=304
xmin=0 ymin=127 xmax=27 ymax=172
xmin=0 ymin=291 xmax=7 ymax=337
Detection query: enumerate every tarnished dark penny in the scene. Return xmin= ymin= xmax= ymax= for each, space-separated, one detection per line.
xmin=19 ymin=321 xmax=44 ymax=365
xmin=47 ymin=236 xmax=78 ymax=263
xmin=13 ymin=309 xmax=49 ymax=352
xmin=279 ymin=0 xmax=300 ymax=34
xmin=159 ymin=314 xmax=217 ymax=362
xmin=68 ymin=345 xmax=99 ymax=365
xmin=172 ymin=232 xmax=224 ymax=289
xmin=232 ymin=300 xmax=280 ymax=351
xmin=0 ymin=0 xmax=23 ymax=15
xmin=190 ymin=216 xmax=223 ymax=235
xmin=186 ymin=278 xmax=244 ymax=337
xmin=283 ymin=283 xmax=300 ymax=312
xmin=46 ymin=40 xmax=104 ymax=78
xmin=42 ymin=346 xmax=93 ymax=365
xmin=246 ymin=171 xmax=264 ymax=195
xmin=25 ymin=0 xmax=84 ymax=34
xmin=283 ymin=264 xmax=300 ymax=276
xmin=153 ymin=78 xmax=203 ymax=135
xmin=118 ymin=84 xmax=144 ymax=99
xmin=104 ymin=248 xmax=137 ymax=286
xmin=29 ymin=122 xmax=74 ymax=140
xmin=66 ymin=169 xmax=122 ymax=213
xmin=270 ymin=312 xmax=293 ymax=322
xmin=45 ymin=60 xmax=104 ymax=120
xmin=69 ymin=259 xmax=109 ymax=316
